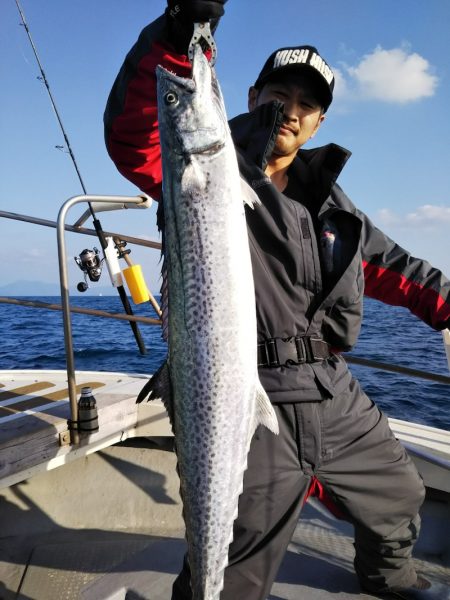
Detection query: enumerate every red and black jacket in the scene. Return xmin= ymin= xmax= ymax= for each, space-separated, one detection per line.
xmin=104 ymin=13 xmax=450 ymax=402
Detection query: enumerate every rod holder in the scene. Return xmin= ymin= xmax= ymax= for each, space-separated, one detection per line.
xmin=56 ymin=194 xmax=149 ymax=445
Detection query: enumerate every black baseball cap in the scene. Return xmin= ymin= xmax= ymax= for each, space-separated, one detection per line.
xmin=254 ymin=45 xmax=335 ymax=111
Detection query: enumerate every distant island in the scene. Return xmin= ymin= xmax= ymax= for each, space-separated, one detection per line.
xmin=0 ymin=280 xmax=126 ymax=297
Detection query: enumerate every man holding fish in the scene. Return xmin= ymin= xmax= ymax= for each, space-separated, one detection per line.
xmin=104 ymin=1 xmax=450 ymax=599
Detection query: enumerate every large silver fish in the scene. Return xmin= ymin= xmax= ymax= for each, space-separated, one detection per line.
xmin=139 ymin=44 xmax=278 ymax=600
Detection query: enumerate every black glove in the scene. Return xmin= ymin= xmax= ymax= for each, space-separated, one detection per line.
xmin=230 ymin=101 xmax=285 ymax=171
xmin=168 ymin=0 xmax=226 ymax=22
xmin=166 ymin=0 xmax=227 ymax=55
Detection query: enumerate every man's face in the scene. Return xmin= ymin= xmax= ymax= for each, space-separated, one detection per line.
xmin=248 ymin=72 xmax=325 ymax=159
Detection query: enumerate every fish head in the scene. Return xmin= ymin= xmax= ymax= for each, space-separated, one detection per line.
xmin=156 ymin=45 xmax=227 ymax=156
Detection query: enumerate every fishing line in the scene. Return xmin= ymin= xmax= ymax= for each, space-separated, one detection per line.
xmin=14 ymin=0 xmax=147 ymax=354
xmin=14 ymin=0 xmax=90 ymax=207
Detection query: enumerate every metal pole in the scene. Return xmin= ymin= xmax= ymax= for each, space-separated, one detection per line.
xmin=57 ymin=194 xmax=149 ymax=444
xmin=0 ymin=209 xmax=162 ymax=250
xmin=345 ymin=354 xmax=450 ymax=385
xmin=0 ymin=296 xmax=161 ymax=325
xmin=442 ymin=329 xmax=450 ymax=372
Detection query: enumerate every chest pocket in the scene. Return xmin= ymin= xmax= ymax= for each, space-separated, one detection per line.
xmin=319 ymin=210 xmax=362 ymax=301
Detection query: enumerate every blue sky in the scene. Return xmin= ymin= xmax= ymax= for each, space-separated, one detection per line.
xmin=1 ymin=0 xmax=449 ymax=294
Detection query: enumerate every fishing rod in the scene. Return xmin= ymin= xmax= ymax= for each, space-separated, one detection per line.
xmin=14 ymin=0 xmax=148 ymax=354
xmin=14 ymin=0 xmax=89 ymax=202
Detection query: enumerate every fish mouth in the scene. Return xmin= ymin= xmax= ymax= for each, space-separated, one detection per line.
xmin=156 ymin=65 xmax=196 ymax=92
xmin=184 ymin=139 xmax=225 ymax=155
xmin=173 ymin=131 xmax=225 ymax=155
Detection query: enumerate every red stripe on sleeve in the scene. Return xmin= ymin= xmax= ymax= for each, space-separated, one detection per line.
xmin=107 ymin=42 xmax=193 ymax=200
xmin=363 ymin=261 xmax=450 ymax=329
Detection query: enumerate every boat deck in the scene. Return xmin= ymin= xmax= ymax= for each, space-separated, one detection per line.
xmin=5 ymin=494 xmax=450 ymax=600
xmin=1 ymin=370 xmax=449 ymax=598
xmin=2 ymin=370 xmax=450 ymax=492
xmin=0 ymin=370 xmax=171 ymax=489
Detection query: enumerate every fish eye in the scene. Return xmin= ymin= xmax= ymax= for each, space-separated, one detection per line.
xmin=164 ymin=91 xmax=179 ymax=105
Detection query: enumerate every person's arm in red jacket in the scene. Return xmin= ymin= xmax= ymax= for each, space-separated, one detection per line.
xmin=104 ymin=2 xmax=226 ymax=199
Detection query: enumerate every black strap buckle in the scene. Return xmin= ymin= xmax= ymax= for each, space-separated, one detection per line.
xmin=276 ymin=337 xmax=299 ymax=366
xmin=258 ymin=336 xmax=331 ymax=368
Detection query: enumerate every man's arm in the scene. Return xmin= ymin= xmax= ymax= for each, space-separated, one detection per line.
xmin=103 ymin=14 xmax=191 ymax=199
xmin=359 ymin=210 xmax=450 ymax=331
xmin=103 ymin=1 xmax=226 ymax=199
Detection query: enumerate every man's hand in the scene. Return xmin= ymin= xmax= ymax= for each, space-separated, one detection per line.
xmin=166 ymin=0 xmax=227 ymax=55
xmin=168 ymin=1 xmax=226 ymax=23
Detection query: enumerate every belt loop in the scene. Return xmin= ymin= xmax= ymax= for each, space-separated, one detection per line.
xmin=304 ymin=337 xmax=314 ymax=362
xmin=257 ymin=342 xmax=268 ymax=368
xmin=266 ymin=339 xmax=279 ymax=367
xmin=294 ymin=336 xmax=306 ymax=364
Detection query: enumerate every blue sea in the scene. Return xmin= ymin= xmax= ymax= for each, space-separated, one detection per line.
xmin=0 ymin=296 xmax=448 ymax=430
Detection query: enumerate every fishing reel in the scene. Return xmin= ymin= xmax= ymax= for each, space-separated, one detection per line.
xmin=74 ymin=247 xmax=103 ymax=292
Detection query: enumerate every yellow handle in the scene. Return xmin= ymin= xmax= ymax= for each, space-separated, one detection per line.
xmin=123 ymin=265 xmax=150 ymax=304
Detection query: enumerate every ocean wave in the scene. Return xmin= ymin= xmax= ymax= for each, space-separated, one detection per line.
xmin=1 ymin=296 xmax=447 ymax=429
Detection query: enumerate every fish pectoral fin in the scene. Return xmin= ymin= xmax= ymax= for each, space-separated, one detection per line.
xmin=182 ymin=159 xmax=206 ymax=193
xmin=255 ymin=383 xmax=279 ymax=435
xmin=136 ymin=360 xmax=174 ymax=424
xmin=241 ymin=178 xmax=261 ymax=209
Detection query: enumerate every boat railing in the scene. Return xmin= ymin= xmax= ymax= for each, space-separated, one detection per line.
xmin=56 ymin=194 xmax=162 ymax=444
xmin=1 ymin=197 xmax=449 ymax=447
xmin=1 ymin=194 xmax=164 ymax=445
xmin=402 ymin=441 xmax=450 ymax=471
xmin=0 ymin=206 xmax=162 ymax=251
xmin=0 ymin=201 xmax=164 ymax=329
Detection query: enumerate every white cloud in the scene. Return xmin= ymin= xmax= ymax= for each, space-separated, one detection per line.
xmin=376 ymin=208 xmax=400 ymax=226
xmin=405 ymin=204 xmax=450 ymax=225
xmin=376 ymin=204 xmax=450 ymax=227
xmin=20 ymin=247 xmax=51 ymax=262
xmin=335 ymin=45 xmax=438 ymax=105
xmin=330 ymin=66 xmax=349 ymax=101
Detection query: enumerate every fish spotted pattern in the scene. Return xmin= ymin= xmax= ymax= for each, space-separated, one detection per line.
xmin=140 ymin=44 xmax=279 ymax=600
